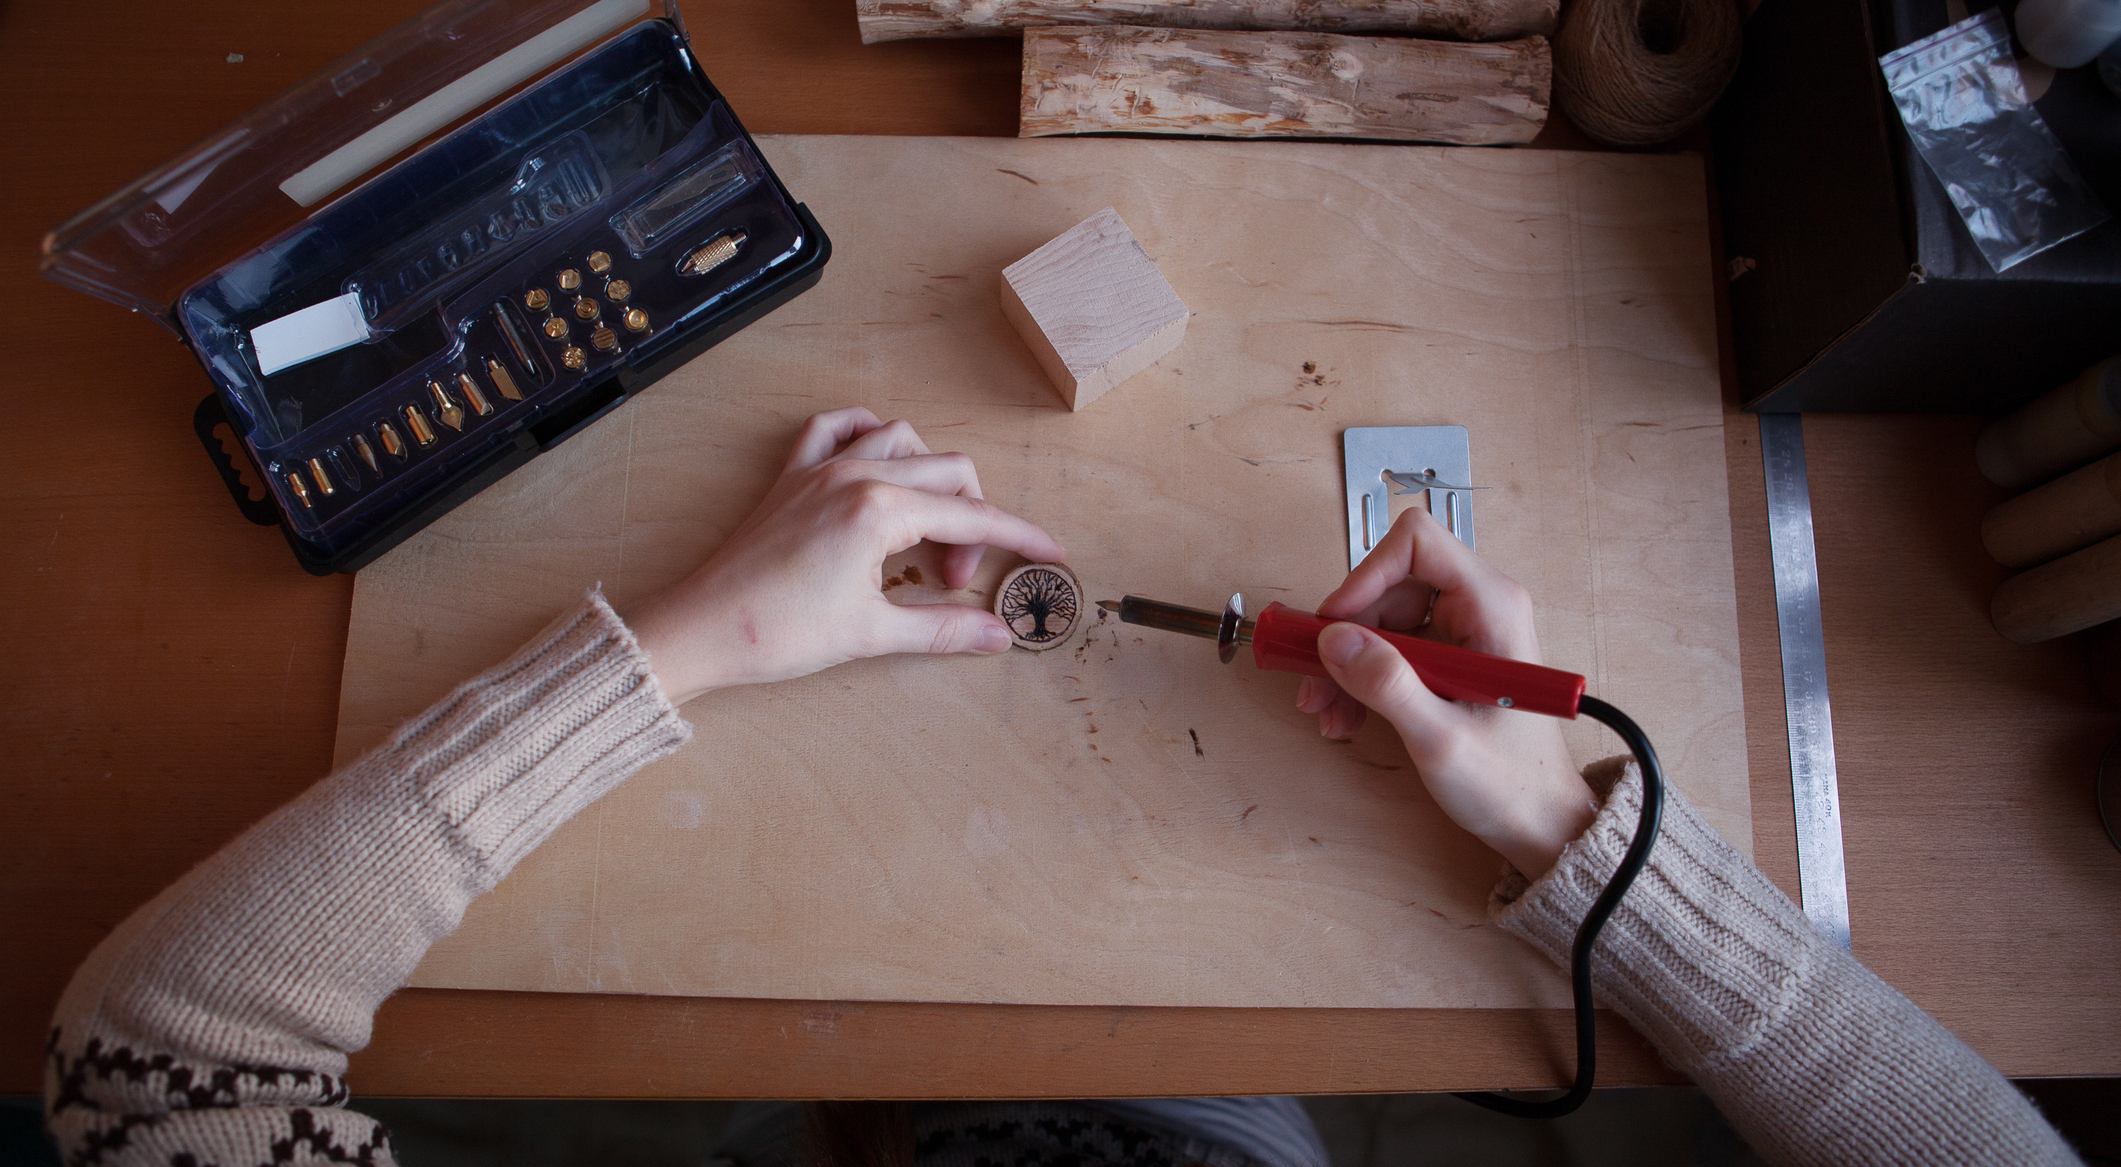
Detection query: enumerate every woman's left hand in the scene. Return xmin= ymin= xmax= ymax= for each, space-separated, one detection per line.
xmin=625 ymin=407 xmax=1065 ymax=704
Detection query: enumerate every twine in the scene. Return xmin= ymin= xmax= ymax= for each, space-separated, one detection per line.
xmin=1554 ymin=0 xmax=1745 ymax=145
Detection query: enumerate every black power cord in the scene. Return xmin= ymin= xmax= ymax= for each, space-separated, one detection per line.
xmin=1453 ymin=694 xmax=1666 ymax=1119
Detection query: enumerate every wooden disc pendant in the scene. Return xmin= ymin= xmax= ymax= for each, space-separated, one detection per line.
xmin=994 ymin=562 xmax=1083 ymax=651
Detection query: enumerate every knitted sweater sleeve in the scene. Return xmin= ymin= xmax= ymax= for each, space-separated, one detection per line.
xmin=43 ymin=589 xmax=691 ymax=1167
xmin=1491 ymin=758 xmax=2081 ymax=1167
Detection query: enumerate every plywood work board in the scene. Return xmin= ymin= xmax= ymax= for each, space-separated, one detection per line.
xmin=334 ymin=135 xmax=1746 ymax=1010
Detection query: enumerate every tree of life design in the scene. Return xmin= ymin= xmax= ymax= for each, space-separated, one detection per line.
xmin=997 ymin=565 xmax=1080 ymax=648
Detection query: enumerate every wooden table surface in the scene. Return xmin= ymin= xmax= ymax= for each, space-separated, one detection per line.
xmin=3 ymin=0 xmax=2117 ymax=1099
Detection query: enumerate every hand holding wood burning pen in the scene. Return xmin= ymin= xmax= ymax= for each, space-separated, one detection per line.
xmin=1110 ymin=506 xmax=1667 ymax=1118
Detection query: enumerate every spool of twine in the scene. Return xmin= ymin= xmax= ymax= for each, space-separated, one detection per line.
xmin=1554 ymin=0 xmax=1744 ymax=145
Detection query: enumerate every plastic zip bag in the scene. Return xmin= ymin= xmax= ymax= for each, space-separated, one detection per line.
xmin=1880 ymin=9 xmax=2108 ymax=271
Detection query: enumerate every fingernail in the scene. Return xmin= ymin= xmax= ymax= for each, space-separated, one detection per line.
xmin=1319 ymin=622 xmax=1367 ymax=669
xmin=1295 ymin=676 xmax=1317 ymax=709
xmin=976 ymin=622 xmax=1013 ymax=654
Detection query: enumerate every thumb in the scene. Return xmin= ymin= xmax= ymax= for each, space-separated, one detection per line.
xmin=876 ymin=602 xmax=1015 ymax=657
xmin=1316 ymin=622 xmax=1453 ymax=745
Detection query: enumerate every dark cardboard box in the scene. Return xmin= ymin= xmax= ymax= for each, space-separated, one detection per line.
xmin=1713 ymin=0 xmax=2120 ymax=413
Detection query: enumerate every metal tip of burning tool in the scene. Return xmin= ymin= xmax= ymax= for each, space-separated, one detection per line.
xmin=1097 ymin=599 xmax=1122 ymax=612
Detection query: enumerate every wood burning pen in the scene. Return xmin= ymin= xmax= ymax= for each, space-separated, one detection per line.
xmin=1097 ymin=593 xmax=1585 ymax=718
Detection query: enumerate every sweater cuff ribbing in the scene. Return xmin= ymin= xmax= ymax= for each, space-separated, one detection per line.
xmin=380 ymin=587 xmax=692 ymax=883
xmin=1487 ymin=758 xmax=1822 ymax=1068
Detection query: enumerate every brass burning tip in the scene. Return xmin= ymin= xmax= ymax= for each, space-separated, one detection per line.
xmin=403 ymin=404 xmax=437 ymax=447
xmin=428 ymin=380 xmax=465 ymax=431
xmin=623 ymin=307 xmax=649 ymax=333
xmin=592 ymin=325 xmax=618 ymax=352
xmin=458 ymin=371 xmax=492 ymax=416
xmin=586 ymin=250 xmax=612 ymax=274
xmin=574 ymin=296 xmax=600 ymax=321
xmin=1097 ymin=600 xmax=1122 ymax=613
xmin=524 ymin=288 xmax=550 ymax=312
xmin=352 ymin=433 xmax=379 ymax=473
xmin=561 ymin=345 xmax=586 ymax=370
xmin=307 ymin=457 xmax=335 ymax=497
xmin=287 ymin=471 xmax=313 ymax=509
xmin=378 ymin=421 xmax=406 ymax=459
xmin=543 ymin=315 xmax=569 ymax=339
xmin=556 ymin=268 xmax=582 ymax=291
xmin=681 ymin=230 xmax=746 ymax=276
xmin=605 ymin=278 xmax=631 ymax=303
xmin=485 ymin=358 xmax=522 ymax=401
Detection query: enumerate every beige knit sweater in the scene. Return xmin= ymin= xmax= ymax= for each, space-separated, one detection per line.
xmin=43 ymin=593 xmax=2081 ymax=1166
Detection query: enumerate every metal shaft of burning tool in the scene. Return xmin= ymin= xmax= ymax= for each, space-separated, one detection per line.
xmin=1100 ymin=597 xmax=1243 ymax=642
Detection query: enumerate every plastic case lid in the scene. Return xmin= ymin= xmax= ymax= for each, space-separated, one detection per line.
xmin=40 ymin=0 xmax=675 ymax=324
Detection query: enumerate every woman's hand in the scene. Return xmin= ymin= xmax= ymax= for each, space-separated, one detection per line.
xmin=625 ymin=408 xmax=1065 ymax=705
xmin=1295 ymin=508 xmax=1595 ymax=878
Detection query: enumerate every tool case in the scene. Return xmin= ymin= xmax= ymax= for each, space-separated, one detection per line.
xmin=40 ymin=0 xmax=830 ymax=573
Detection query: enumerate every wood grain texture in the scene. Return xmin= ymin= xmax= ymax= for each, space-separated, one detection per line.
xmin=1792 ymin=415 xmax=2121 ymax=1076
xmin=1019 ymin=26 xmax=1550 ymax=144
xmin=999 ymin=207 xmax=1189 ymax=409
xmin=331 ymin=134 xmax=1747 ymax=1011
xmin=858 ymin=0 xmax=1559 ymax=45
xmin=8 ymin=0 xmax=2121 ymax=1101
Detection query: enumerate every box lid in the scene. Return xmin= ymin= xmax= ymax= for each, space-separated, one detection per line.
xmin=39 ymin=0 xmax=671 ymax=325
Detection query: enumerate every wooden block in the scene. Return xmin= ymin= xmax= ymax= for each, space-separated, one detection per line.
xmin=999 ymin=207 xmax=1188 ymax=410
xmin=856 ymin=0 xmax=1559 ymax=46
xmin=1982 ymin=450 xmax=2121 ymax=569
xmin=1974 ymin=356 xmax=2121 ymax=490
xmin=1020 ymin=25 xmax=1551 ymax=145
xmin=1992 ymin=531 xmax=2121 ymax=644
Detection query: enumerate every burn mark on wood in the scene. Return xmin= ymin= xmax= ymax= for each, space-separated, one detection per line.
xmin=1189 ymin=728 xmax=1204 ymax=757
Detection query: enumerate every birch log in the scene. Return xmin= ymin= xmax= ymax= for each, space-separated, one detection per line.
xmin=1020 ymin=25 xmax=1550 ymax=144
xmin=857 ymin=0 xmax=1558 ymax=45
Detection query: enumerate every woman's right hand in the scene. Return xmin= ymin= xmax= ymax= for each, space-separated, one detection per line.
xmin=1296 ymin=508 xmax=1597 ymax=879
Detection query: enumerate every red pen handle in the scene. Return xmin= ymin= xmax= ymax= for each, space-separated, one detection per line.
xmin=1250 ymin=602 xmax=1586 ymax=719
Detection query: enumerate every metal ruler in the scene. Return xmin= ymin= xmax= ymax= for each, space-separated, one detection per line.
xmin=1758 ymin=414 xmax=1853 ymax=951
